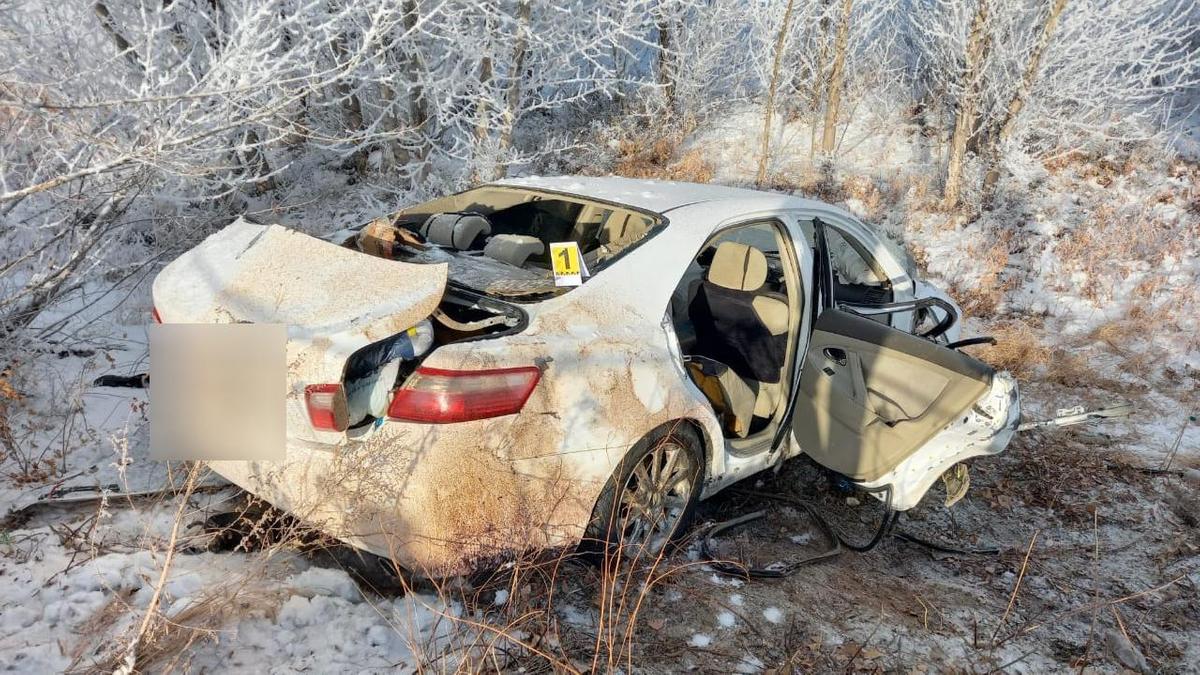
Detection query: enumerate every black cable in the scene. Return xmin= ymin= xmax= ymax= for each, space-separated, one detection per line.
xmin=701 ymin=500 xmax=842 ymax=579
xmin=892 ymin=529 xmax=1001 ymax=556
xmin=701 ymin=483 xmax=1000 ymax=579
xmin=833 ymin=484 xmax=896 ymax=553
xmin=945 ymin=336 xmax=997 ymax=351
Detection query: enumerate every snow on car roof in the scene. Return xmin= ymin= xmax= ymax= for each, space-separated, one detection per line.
xmin=493 ymin=175 xmax=820 ymax=217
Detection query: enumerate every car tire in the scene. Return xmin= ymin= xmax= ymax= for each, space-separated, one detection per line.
xmin=582 ymin=422 xmax=705 ymax=562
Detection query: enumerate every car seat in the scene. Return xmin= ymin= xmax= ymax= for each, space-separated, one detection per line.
xmin=687 ymin=242 xmax=790 ymax=435
xmin=689 ymin=242 xmax=789 ymax=383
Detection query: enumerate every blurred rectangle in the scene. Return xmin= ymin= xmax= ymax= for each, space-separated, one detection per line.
xmin=150 ymin=323 xmax=286 ymax=461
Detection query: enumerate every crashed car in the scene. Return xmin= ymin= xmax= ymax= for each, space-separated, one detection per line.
xmin=152 ymin=176 xmax=1019 ymax=576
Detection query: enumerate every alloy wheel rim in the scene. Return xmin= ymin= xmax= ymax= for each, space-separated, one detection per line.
xmin=617 ymin=439 xmax=695 ymax=556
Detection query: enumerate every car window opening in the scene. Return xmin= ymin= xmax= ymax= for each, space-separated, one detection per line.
xmin=346 ymin=186 xmax=662 ymax=300
xmin=824 ymin=227 xmax=893 ymax=309
xmin=669 ymin=221 xmax=799 ymax=440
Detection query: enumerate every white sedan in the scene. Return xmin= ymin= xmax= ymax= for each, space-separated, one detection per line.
xmin=152 ymin=176 xmax=1019 ymax=576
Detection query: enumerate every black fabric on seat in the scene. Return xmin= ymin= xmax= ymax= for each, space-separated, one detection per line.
xmin=688 ymin=282 xmax=788 ymax=384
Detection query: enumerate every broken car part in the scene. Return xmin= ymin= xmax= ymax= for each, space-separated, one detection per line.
xmin=1016 ymin=401 xmax=1135 ymax=432
xmin=93 ymin=373 xmax=149 ymax=388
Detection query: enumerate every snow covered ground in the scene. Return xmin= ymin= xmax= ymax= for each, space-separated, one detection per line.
xmin=1 ymin=108 xmax=1197 ymax=672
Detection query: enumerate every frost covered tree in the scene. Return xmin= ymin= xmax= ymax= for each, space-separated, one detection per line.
xmin=746 ymin=0 xmax=899 ymax=182
xmin=1 ymin=0 xmax=1197 ymax=334
xmin=911 ymin=0 xmax=1200 ymax=209
xmin=1 ymin=0 xmax=413 ymax=328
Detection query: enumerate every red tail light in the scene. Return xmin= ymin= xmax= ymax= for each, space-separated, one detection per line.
xmin=387 ymin=366 xmax=540 ymax=424
xmin=152 ymin=307 xmax=162 ymax=323
xmin=305 ymin=383 xmax=348 ymax=431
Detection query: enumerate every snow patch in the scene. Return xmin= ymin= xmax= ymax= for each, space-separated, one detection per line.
xmin=717 ymin=610 xmax=737 ymax=628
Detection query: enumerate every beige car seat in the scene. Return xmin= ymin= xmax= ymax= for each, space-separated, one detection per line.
xmin=484 ymin=234 xmax=545 ymax=267
xmin=687 ymin=242 xmax=791 ymax=436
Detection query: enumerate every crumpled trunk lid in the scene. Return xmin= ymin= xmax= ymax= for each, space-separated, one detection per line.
xmin=152 ymin=218 xmax=447 ymax=442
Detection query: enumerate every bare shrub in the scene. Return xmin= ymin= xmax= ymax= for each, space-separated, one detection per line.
xmin=976 ymin=319 xmax=1052 ymax=379
xmin=959 ymin=228 xmax=1018 ymax=317
xmin=611 ymin=129 xmax=715 ymax=183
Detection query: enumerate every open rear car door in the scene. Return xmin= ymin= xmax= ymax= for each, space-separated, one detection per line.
xmin=791 ymin=221 xmax=1020 ymax=510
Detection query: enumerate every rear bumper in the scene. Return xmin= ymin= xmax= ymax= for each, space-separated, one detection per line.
xmin=859 ymin=372 xmax=1020 ymax=510
xmin=207 ymin=414 xmax=603 ymax=577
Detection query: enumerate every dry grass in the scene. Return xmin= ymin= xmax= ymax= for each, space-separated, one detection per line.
xmin=1043 ymin=152 xmax=1136 ymax=186
xmin=1053 ymin=202 xmax=1197 ymax=303
xmin=840 ymin=174 xmax=886 ymax=219
xmin=54 ymin=471 xmax=308 ymax=674
xmin=89 ymin=581 xmax=284 ymax=674
xmin=976 ymin=319 xmax=1053 ymax=380
xmin=0 ymin=366 xmax=19 ymax=477
xmin=609 ymin=127 xmax=714 ymax=184
xmin=974 ymin=315 xmax=1146 ymax=393
xmin=379 ymin=527 xmax=710 ymax=673
xmin=959 ymin=227 xmax=1018 ymax=317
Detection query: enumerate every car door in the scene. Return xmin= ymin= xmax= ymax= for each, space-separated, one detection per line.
xmin=792 ymin=308 xmax=992 ymax=483
xmin=790 ymin=220 xmax=1016 ymax=509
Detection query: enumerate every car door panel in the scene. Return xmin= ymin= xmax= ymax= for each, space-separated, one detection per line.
xmin=793 ymin=308 xmax=992 ymax=483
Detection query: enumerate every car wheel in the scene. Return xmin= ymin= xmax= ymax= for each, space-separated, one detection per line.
xmin=584 ymin=424 xmax=704 ymax=561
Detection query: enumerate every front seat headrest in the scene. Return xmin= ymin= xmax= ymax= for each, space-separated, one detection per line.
xmin=707 ymin=241 xmax=768 ymax=291
xmin=421 ymin=212 xmax=492 ymax=250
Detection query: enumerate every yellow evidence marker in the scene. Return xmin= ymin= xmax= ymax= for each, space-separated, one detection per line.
xmin=549 ymin=241 xmax=587 ymax=287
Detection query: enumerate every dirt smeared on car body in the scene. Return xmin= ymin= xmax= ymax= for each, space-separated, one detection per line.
xmin=154 ymin=216 xmax=719 ymax=576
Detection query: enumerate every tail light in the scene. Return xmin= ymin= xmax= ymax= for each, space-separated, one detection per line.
xmin=387 ymin=366 xmax=540 ymax=424
xmin=152 ymin=307 xmax=162 ymax=323
xmin=305 ymin=383 xmax=348 ymax=431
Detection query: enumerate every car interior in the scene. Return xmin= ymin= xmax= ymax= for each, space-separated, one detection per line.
xmin=670 ymin=222 xmax=799 ymax=440
xmin=359 ymin=186 xmax=661 ymax=271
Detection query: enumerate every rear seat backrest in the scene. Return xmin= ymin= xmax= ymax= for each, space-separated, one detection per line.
xmin=484 ymin=234 xmax=545 ymax=267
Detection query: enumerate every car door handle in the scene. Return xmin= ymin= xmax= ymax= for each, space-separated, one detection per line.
xmin=823 ymin=347 xmax=848 ymax=366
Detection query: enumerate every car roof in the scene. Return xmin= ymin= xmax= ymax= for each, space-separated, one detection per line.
xmin=491 ymin=175 xmax=822 ymax=216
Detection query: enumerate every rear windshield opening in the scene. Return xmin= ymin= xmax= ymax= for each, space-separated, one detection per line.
xmin=349 ymin=186 xmax=663 ymax=300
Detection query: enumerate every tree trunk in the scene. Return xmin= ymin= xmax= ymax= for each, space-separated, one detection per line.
xmin=808 ymin=0 xmax=833 ymax=157
xmin=942 ymin=0 xmax=992 ymax=209
xmin=656 ymin=3 xmax=677 ymax=113
xmin=240 ymin=128 xmax=276 ymax=194
xmin=471 ymin=49 xmax=495 ymax=184
xmin=756 ymin=0 xmax=797 ymax=188
xmin=981 ymin=0 xmax=1069 ymax=205
xmin=494 ymin=0 xmax=532 ymax=180
xmin=332 ymin=34 xmax=368 ymax=175
xmin=820 ymin=0 xmax=853 ymax=154
xmin=399 ymin=0 xmax=431 ymax=181
xmin=93 ymin=3 xmax=144 ymax=73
